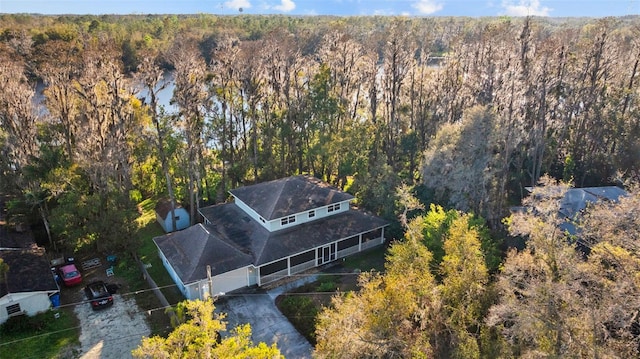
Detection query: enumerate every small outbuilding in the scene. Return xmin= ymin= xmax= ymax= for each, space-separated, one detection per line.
xmin=155 ymin=199 xmax=190 ymax=233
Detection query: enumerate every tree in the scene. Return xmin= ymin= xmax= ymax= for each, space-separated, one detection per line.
xmin=488 ymin=177 xmax=640 ymax=357
xmin=137 ymin=51 xmax=179 ymax=231
xmin=421 ymin=106 xmax=505 ymax=225
xmin=315 ymin=236 xmax=438 ymax=358
xmin=132 ymin=299 xmax=282 ymax=359
xmin=408 ymin=204 xmax=501 ymax=273
xmin=35 ymin=39 xmax=82 ymax=162
xmin=316 ymin=205 xmax=495 ymax=358
xmin=168 ymin=36 xmax=208 ymax=224
xmin=380 ymin=19 xmax=414 ymax=169
xmin=0 ymin=46 xmax=39 ymax=178
xmin=0 ymin=258 xmax=8 ymax=279
xmin=68 ymin=39 xmax=140 ymax=253
xmin=438 ymin=215 xmax=491 ymax=359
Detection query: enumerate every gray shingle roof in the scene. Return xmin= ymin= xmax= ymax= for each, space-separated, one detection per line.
xmin=201 ymin=202 xmax=388 ymax=266
xmin=153 ymin=224 xmax=253 ymax=283
xmin=154 ymin=176 xmax=387 ymax=285
xmin=229 ymin=175 xmax=354 ymax=220
xmin=559 ymin=186 xmax=627 ymax=219
xmin=156 ymin=203 xmax=388 ymax=283
xmin=0 ymin=249 xmax=59 ymax=298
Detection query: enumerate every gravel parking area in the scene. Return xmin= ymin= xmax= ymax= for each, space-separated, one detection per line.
xmin=74 ymin=294 xmax=151 ymax=359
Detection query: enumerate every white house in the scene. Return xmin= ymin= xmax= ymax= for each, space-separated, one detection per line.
xmin=0 ymin=248 xmax=60 ymax=324
xmin=154 ymin=175 xmax=388 ymax=300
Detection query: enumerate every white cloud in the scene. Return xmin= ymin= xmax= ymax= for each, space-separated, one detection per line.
xmin=373 ymin=9 xmax=392 ymax=15
xmin=412 ymin=0 xmax=443 ymax=15
xmin=224 ymin=0 xmax=252 ymax=10
xmin=501 ymin=0 xmax=551 ymax=16
xmin=273 ymin=0 xmax=296 ymax=12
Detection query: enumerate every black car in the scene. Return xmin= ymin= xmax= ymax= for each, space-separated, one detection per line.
xmin=84 ymin=281 xmax=114 ymax=310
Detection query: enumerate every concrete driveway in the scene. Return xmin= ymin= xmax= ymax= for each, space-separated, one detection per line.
xmin=215 ymin=277 xmax=317 ymax=358
xmin=74 ymin=294 xmax=150 ymax=358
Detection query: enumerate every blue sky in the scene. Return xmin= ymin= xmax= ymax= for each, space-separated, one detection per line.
xmin=0 ymin=0 xmax=638 ymax=17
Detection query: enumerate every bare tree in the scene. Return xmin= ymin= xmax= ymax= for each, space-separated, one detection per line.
xmin=35 ymin=40 xmax=81 ymax=161
xmin=380 ymin=19 xmax=414 ymax=168
xmin=0 ymin=46 xmax=39 ymax=174
xmin=137 ymin=50 xmax=179 ymax=231
xmin=74 ymin=39 xmax=136 ymax=197
xmin=168 ymin=36 xmax=208 ymax=224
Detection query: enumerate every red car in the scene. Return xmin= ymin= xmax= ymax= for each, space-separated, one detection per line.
xmin=58 ymin=264 xmax=82 ymax=286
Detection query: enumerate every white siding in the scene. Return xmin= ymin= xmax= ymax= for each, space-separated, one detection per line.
xmin=212 ymin=267 xmax=251 ymax=295
xmin=185 ymin=267 xmax=257 ymax=300
xmin=290 ymin=259 xmax=316 ymax=274
xmin=247 ymin=266 xmax=258 ymax=286
xmin=260 ymin=268 xmax=289 ymax=285
xmin=337 ymin=245 xmax=359 ymax=258
xmin=235 ymin=197 xmax=353 ymax=232
xmin=158 ymin=249 xmax=189 ymax=299
xmin=361 ymin=236 xmax=385 ymax=251
xmin=269 ymin=200 xmax=353 ymax=232
xmin=0 ymin=292 xmax=53 ymax=324
xmin=185 ymin=283 xmax=201 ymax=300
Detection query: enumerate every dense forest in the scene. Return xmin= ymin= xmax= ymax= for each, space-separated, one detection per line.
xmin=1 ymin=14 xmax=640 ymax=357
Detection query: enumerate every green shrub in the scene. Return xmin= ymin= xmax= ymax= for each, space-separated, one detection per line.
xmin=0 ymin=314 xmax=45 ymax=334
xmin=316 ymin=275 xmax=338 ymax=292
xmin=277 ymin=295 xmax=318 ymax=344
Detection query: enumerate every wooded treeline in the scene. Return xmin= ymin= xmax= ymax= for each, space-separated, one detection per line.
xmin=315 ymin=179 xmax=640 ymax=358
xmin=2 ymin=14 xmax=640 ymax=358
xmin=1 ymin=14 xmax=639 ymax=249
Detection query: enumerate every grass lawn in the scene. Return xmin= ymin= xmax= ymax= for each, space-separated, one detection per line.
xmin=342 ymin=245 xmax=387 ymax=272
xmin=134 ymin=199 xmax=184 ymax=306
xmin=0 ymin=308 xmax=80 ymax=359
xmin=114 ymin=197 xmax=185 ymax=336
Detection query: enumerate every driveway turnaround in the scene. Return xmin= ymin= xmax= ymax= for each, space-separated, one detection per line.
xmin=74 ymin=294 xmax=151 ymax=359
xmin=215 ymin=277 xmax=317 ymax=358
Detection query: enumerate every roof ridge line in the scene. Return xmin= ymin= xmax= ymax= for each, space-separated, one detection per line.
xmin=264 ymin=177 xmax=288 ymax=220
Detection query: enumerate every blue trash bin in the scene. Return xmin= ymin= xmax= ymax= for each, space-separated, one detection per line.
xmin=50 ymin=293 xmax=60 ymax=308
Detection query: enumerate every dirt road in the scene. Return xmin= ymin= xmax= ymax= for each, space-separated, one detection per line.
xmin=74 ymin=294 xmax=151 ymax=359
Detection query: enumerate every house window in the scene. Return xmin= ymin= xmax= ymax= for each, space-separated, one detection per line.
xmin=338 ymin=235 xmax=359 ymax=251
xmin=308 ymin=210 xmax=315 ymax=218
xmin=281 ymin=215 xmax=296 ymax=226
xmin=327 ymin=203 xmax=341 ymax=213
xmin=6 ymin=303 xmax=21 ymax=316
xmin=362 ymin=228 xmax=383 ymax=242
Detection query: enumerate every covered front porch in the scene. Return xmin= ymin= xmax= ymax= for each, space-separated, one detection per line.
xmin=257 ymin=226 xmax=386 ymax=286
